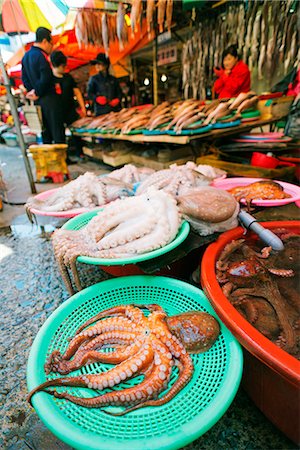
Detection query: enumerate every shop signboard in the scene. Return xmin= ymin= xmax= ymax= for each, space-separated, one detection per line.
xmin=157 ymin=43 xmax=177 ymax=66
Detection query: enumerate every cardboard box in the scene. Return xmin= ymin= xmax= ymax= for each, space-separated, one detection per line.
xmin=257 ymin=96 xmax=294 ymax=120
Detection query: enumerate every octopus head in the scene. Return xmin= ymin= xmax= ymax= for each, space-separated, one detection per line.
xmin=166 ymin=311 xmax=220 ymax=353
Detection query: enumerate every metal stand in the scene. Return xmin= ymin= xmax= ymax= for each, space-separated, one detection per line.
xmin=0 ymin=51 xmax=36 ymax=194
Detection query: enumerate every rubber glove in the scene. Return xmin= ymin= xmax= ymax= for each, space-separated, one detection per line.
xmin=109 ymin=98 xmax=120 ymax=107
xmin=96 ymin=96 xmax=108 ymax=105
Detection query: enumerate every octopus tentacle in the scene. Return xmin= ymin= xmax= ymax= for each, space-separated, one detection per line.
xmin=74 ymin=305 xmax=131 ymax=335
xmin=107 ymin=350 xmax=192 ymax=416
xmin=216 ymin=239 xmax=245 ymax=271
xmin=231 ymin=282 xmax=297 ymax=353
xmin=47 ymin=331 xmax=142 ymax=374
xmin=267 ymin=268 xmax=294 ymax=277
xmin=59 ymin=317 xmax=139 ymax=362
xmin=51 ymin=339 xmax=173 ymax=410
xmin=29 ymin=344 xmax=155 ymax=405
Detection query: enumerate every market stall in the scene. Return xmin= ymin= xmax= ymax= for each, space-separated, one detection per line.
xmin=1 ymin=0 xmax=299 ymax=449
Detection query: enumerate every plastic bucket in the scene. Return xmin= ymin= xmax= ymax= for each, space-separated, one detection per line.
xmin=201 ymin=221 xmax=300 ymax=444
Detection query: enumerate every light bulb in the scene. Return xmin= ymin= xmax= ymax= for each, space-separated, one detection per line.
xmin=144 ymin=78 xmax=150 ymax=86
xmin=161 ymin=74 xmax=167 ymax=82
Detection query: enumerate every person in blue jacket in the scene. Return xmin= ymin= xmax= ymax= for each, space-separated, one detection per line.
xmin=21 ymin=27 xmax=65 ymax=144
xmin=87 ymin=53 xmax=122 ymax=116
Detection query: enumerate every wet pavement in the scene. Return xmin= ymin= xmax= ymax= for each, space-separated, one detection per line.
xmin=0 ymin=144 xmax=298 ymax=449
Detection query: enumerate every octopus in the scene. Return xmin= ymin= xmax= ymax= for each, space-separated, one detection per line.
xmin=52 ymin=189 xmax=181 ymax=294
xmin=25 ymin=172 xmax=133 ymax=217
xmin=27 ymin=304 xmax=220 ymax=414
xmin=135 ymin=162 xmax=224 ymax=197
xmin=216 ymin=232 xmax=300 ymax=357
xmin=228 ymin=181 xmax=291 ymax=208
xmin=25 ymin=166 xmax=154 ymax=221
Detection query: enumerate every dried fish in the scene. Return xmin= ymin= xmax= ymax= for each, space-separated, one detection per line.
xmin=102 ymin=13 xmax=109 ymax=56
xmin=158 ymin=0 xmax=167 ymax=34
xmin=146 ymin=0 xmax=156 ymax=35
xmin=166 ymin=0 xmax=173 ymax=32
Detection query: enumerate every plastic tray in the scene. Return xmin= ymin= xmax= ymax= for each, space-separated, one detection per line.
xmin=167 ymin=125 xmax=213 ymax=136
xmin=201 ymin=222 xmax=300 ymax=386
xmin=142 ymin=129 xmax=168 ymax=136
xmin=212 ymin=177 xmax=300 ymax=207
xmin=62 ymin=210 xmax=190 ymax=265
xmin=27 ymin=275 xmax=243 ymax=450
xmin=29 ymin=189 xmax=91 ymax=218
xmin=212 ymin=119 xmax=241 ymax=129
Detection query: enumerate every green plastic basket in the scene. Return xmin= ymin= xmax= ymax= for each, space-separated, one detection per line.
xmin=27 ymin=276 xmax=243 ymax=450
xmin=61 ymin=210 xmax=190 ymax=266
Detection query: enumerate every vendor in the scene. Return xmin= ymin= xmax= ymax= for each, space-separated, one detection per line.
xmin=87 ymin=54 xmax=122 ymax=116
xmin=213 ymin=45 xmax=251 ymax=99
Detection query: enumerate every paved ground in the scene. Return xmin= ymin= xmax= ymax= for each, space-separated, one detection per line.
xmin=0 ymin=144 xmax=297 ymax=449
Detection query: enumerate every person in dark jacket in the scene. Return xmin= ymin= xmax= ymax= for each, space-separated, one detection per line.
xmin=21 ymin=27 xmax=65 ymax=144
xmin=87 ymin=53 xmax=121 ymax=116
xmin=50 ymin=50 xmax=86 ymax=159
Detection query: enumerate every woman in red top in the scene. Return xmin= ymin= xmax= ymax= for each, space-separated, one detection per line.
xmin=214 ymin=45 xmax=251 ymax=99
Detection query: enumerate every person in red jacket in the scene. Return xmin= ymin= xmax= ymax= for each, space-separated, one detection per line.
xmin=214 ymin=45 xmax=251 ymax=99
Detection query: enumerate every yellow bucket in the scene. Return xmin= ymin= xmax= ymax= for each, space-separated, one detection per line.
xmin=28 ymin=144 xmax=69 ymax=182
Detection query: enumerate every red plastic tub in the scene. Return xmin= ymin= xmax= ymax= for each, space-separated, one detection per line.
xmin=201 ymin=221 xmax=300 ymax=444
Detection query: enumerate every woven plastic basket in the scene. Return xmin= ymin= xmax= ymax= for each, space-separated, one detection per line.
xmin=62 ymin=210 xmax=190 ymax=265
xmin=27 ymin=276 xmax=242 ymax=450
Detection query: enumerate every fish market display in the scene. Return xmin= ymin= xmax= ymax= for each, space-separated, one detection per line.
xmin=28 ymin=304 xmax=220 ymax=412
xmin=228 ymin=181 xmax=291 ymax=207
xmin=52 ymin=189 xmax=181 ymax=293
xmin=25 ymin=166 xmax=153 ymax=214
xmin=178 ymin=187 xmax=239 ymax=236
xmin=75 ymin=8 xmax=128 ymax=51
xmin=71 ymin=96 xmax=257 ymax=136
xmin=74 ymin=0 xmax=174 ymax=51
xmin=216 ymin=230 xmax=300 ymax=358
xmin=182 ymin=1 xmax=299 ymax=98
xmin=135 ymin=162 xmax=224 ymax=197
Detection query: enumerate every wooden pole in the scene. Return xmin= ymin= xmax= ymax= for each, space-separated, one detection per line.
xmin=0 ymin=51 xmax=36 ymax=194
xmin=153 ymin=35 xmax=158 ymax=106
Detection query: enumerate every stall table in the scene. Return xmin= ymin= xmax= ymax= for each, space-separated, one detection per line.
xmin=73 ymin=115 xmax=285 ymax=145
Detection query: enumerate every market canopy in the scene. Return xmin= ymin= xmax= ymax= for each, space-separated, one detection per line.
xmin=2 ymin=0 xmax=68 ymax=33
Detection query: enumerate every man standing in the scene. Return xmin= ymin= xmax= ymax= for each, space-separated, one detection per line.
xmin=87 ymin=53 xmax=121 ymax=116
xmin=22 ymin=27 xmax=65 ymax=144
xmin=50 ymin=50 xmax=86 ymax=160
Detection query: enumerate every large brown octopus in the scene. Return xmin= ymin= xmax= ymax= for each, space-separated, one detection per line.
xmin=27 ymin=304 xmax=220 ymax=415
xmin=216 ymin=232 xmax=300 ymax=357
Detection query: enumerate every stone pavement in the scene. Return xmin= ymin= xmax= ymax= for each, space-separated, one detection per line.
xmin=0 ymin=144 xmax=297 ymax=450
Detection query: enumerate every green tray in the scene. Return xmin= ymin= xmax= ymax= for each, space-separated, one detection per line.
xmin=62 ymin=209 xmax=190 ymax=265
xmin=124 ymin=129 xmax=144 ymax=135
xmin=27 ymin=275 xmax=243 ymax=450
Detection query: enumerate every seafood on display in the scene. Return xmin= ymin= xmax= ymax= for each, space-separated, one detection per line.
xmin=74 ymin=0 xmax=174 ymax=50
xmin=71 ymin=95 xmax=259 ymax=135
xmin=182 ymin=1 xmax=299 ymax=98
xmin=135 ymin=162 xmax=225 ymax=197
xmin=216 ymin=230 xmax=300 ymax=358
xmin=52 ymin=189 xmax=181 ymax=294
xmin=28 ymin=304 xmax=220 ymax=412
xmin=25 ymin=166 xmax=153 ymax=214
xmin=178 ymin=187 xmax=239 ymax=236
xmin=228 ymin=181 xmax=291 ymax=207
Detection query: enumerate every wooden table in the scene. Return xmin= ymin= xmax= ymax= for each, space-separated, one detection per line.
xmin=72 ymin=116 xmax=285 ymax=145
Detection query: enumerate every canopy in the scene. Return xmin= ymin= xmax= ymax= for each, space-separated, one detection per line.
xmin=2 ymin=0 xmax=68 ymax=33
xmin=6 ymin=19 xmax=154 ymax=81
